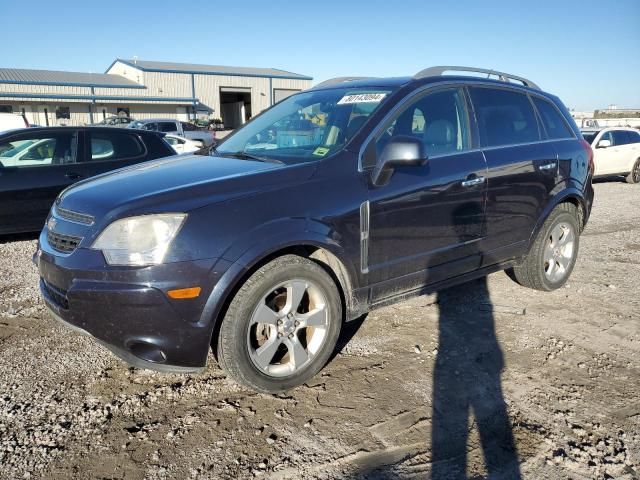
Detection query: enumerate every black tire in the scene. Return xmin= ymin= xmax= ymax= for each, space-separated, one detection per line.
xmin=510 ymin=203 xmax=580 ymax=291
xmin=217 ymin=255 xmax=342 ymax=393
xmin=625 ymin=159 xmax=640 ymax=184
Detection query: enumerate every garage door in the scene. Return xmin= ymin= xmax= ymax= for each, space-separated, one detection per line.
xmin=273 ymin=89 xmax=300 ymax=104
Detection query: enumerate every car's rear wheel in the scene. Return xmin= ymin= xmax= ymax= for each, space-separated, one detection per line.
xmin=626 ymin=159 xmax=640 ymax=184
xmin=510 ymin=203 xmax=580 ymax=291
xmin=217 ymin=255 xmax=342 ymax=393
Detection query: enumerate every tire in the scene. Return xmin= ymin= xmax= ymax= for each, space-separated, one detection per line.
xmin=217 ymin=255 xmax=342 ymax=393
xmin=510 ymin=203 xmax=580 ymax=291
xmin=625 ymin=159 xmax=640 ymax=184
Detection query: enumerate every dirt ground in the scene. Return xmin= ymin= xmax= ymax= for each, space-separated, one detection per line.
xmin=0 ymin=180 xmax=639 ymax=480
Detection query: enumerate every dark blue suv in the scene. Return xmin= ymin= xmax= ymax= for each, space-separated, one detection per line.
xmin=36 ymin=66 xmax=594 ymax=392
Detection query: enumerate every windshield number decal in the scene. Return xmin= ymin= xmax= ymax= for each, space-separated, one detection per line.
xmin=337 ymin=93 xmax=387 ymax=105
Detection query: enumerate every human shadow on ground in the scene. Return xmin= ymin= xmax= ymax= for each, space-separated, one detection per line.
xmin=430 ymin=278 xmax=521 ymax=479
xmin=342 ymin=278 xmax=522 ymax=479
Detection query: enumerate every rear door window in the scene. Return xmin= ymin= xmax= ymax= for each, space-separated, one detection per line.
xmin=87 ymin=132 xmax=145 ymax=162
xmin=532 ymin=97 xmax=574 ymax=139
xmin=470 ymin=87 xmax=540 ymax=147
xmin=0 ymin=132 xmax=78 ymax=167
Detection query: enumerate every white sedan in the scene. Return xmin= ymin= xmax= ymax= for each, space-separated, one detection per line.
xmin=163 ymin=134 xmax=201 ymax=154
xmin=583 ymin=127 xmax=640 ymax=183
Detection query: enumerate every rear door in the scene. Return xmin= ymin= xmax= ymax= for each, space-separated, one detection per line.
xmin=610 ymin=130 xmax=634 ymax=173
xmin=626 ymin=130 xmax=640 ymax=176
xmin=469 ymin=86 xmax=554 ymax=262
xmin=0 ymin=129 xmax=80 ymax=233
xmin=74 ymin=130 xmax=153 ymax=179
xmin=531 ymin=95 xmax=588 ymax=194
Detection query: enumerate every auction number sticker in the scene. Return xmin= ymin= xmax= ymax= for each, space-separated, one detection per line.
xmin=337 ymin=93 xmax=387 ymax=105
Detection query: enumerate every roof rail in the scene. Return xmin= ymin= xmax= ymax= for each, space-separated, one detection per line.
xmin=313 ymin=76 xmax=372 ymax=88
xmin=414 ymin=66 xmax=540 ymax=89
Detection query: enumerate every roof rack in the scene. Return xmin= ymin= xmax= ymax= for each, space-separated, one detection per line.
xmin=313 ymin=76 xmax=373 ymax=88
xmin=414 ymin=66 xmax=540 ymax=89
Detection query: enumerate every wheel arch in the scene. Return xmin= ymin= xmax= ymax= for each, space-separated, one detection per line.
xmin=529 ymin=189 xmax=587 ymax=249
xmin=202 ymin=240 xmax=362 ymax=357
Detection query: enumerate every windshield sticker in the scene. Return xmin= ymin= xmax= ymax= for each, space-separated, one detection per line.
xmin=312 ymin=146 xmax=331 ymax=156
xmin=337 ymin=93 xmax=387 ymax=105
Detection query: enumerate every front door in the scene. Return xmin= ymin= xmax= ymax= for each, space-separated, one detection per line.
xmin=594 ymin=130 xmax=619 ymax=175
xmin=0 ymin=129 xmax=80 ymax=234
xmin=365 ymin=87 xmax=487 ymax=301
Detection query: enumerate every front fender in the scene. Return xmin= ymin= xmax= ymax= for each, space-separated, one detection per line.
xmin=198 ymin=218 xmax=361 ymax=339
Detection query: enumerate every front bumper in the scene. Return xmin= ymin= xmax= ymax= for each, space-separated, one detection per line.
xmin=36 ymin=234 xmax=223 ymax=372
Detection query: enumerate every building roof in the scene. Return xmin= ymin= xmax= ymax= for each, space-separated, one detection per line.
xmin=112 ymin=58 xmax=313 ymax=80
xmin=0 ymin=67 xmax=144 ymax=88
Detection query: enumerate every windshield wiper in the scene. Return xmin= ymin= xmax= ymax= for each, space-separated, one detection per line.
xmin=219 ymin=151 xmax=283 ymax=164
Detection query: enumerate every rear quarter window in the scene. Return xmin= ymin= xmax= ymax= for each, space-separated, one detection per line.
xmin=532 ymin=97 xmax=574 ymax=139
xmin=627 ymin=130 xmax=640 ymax=144
xmin=470 ymin=87 xmax=540 ymax=147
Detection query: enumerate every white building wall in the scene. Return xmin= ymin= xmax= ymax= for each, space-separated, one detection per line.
xmin=106 ymin=61 xmax=145 ymax=85
xmin=0 ymin=64 xmax=312 ymax=128
xmin=141 ymin=71 xmax=192 ymax=99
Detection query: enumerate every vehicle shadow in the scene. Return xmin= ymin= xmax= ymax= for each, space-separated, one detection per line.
xmin=0 ymin=232 xmax=39 ymax=244
xmin=330 ymin=313 xmax=368 ymax=362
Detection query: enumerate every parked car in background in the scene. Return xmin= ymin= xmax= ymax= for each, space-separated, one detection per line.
xmin=37 ymin=66 xmax=593 ymax=393
xmin=0 ymin=127 xmax=174 ymax=235
xmin=93 ymin=116 xmax=135 ymax=128
xmin=163 ymin=134 xmax=201 ymax=154
xmin=582 ymin=127 xmax=640 ymax=183
xmin=128 ymin=118 xmax=216 ymax=147
xmin=0 ymin=113 xmax=29 ymax=134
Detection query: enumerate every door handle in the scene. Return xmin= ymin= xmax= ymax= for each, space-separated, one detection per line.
xmin=461 ymin=176 xmax=485 ymax=187
xmin=65 ymin=173 xmax=82 ymax=180
xmin=539 ymin=162 xmax=556 ymax=171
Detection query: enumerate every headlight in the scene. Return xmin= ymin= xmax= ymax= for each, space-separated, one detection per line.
xmin=92 ymin=214 xmax=186 ymax=266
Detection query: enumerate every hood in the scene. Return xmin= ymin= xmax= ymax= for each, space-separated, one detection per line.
xmin=58 ymin=154 xmax=312 ymax=220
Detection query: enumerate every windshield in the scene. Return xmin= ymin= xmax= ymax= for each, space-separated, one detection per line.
xmin=582 ymin=131 xmax=599 ymax=144
xmin=216 ymin=88 xmax=392 ymax=163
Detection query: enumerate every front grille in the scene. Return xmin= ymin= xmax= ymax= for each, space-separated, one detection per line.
xmin=47 ymin=230 xmax=82 ymax=254
xmin=55 ymin=206 xmax=95 ymax=225
xmin=42 ymin=280 xmax=69 ymax=310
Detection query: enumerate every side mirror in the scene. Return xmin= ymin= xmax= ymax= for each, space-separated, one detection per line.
xmin=596 ymin=139 xmax=611 ymax=148
xmin=372 ymin=135 xmax=428 ymax=185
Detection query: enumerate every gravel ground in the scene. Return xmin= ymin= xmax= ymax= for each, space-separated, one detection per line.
xmin=0 ymin=180 xmax=639 ymax=479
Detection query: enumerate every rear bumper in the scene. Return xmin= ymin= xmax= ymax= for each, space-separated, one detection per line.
xmin=36 ymin=241 xmax=223 ymax=372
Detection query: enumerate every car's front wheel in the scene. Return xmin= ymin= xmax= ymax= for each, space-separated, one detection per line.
xmin=217 ymin=255 xmax=342 ymax=393
xmin=510 ymin=203 xmax=580 ymax=291
xmin=626 ymin=159 xmax=640 ymax=184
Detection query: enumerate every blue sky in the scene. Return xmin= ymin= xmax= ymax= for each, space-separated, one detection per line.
xmin=1 ymin=0 xmax=638 ymax=110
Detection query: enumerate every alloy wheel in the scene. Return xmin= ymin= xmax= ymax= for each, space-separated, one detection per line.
xmin=543 ymin=222 xmax=576 ymax=283
xmin=247 ymin=279 xmax=329 ymax=377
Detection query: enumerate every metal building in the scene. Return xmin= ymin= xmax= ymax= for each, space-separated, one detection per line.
xmin=0 ymin=59 xmax=312 ymax=128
